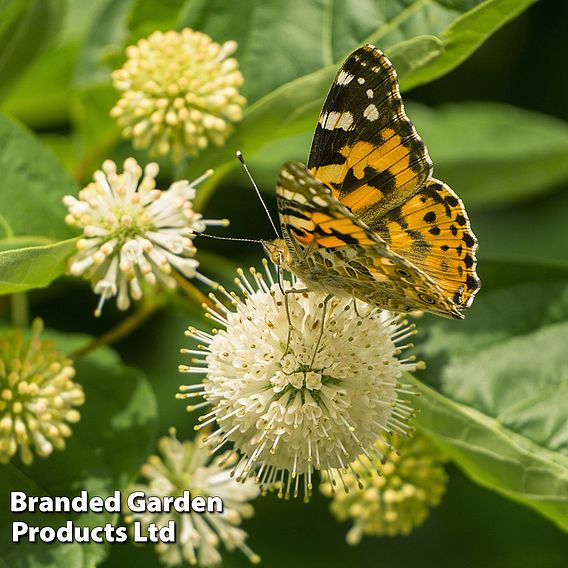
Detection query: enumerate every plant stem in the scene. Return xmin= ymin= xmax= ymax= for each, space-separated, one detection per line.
xmin=11 ymin=293 xmax=29 ymax=328
xmin=173 ymin=272 xmax=214 ymax=308
xmin=71 ymin=296 xmax=163 ymax=359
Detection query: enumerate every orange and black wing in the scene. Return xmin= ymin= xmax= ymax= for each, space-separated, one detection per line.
xmin=275 ymin=162 xmax=464 ymax=318
xmin=307 ymin=44 xmax=432 ymax=224
xmin=275 ymin=161 xmax=382 ymax=253
xmin=370 ymin=178 xmax=480 ymax=309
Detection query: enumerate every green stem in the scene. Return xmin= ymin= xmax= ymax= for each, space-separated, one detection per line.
xmin=71 ymin=295 xmax=164 ymax=359
xmin=173 ymin=272 xmax=215 ymax=309
xmin=11 ymin=293 xmax=29 ymax=328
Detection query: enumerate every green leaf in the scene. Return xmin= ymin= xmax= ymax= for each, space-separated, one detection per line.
xmin=182 ymin=0 xmax=537 ymax=199
xmin=0 ymin=112 xmax=77 ymax=240
xmin=127 ymin=0 xmax=186 ymax=38
xmin=0 ymin=0 xmax=63 ymax=99
xmin=401 ymin=0 xmax=541 ymax=90
xmin=0 ymin=238 xmax=77 ymax=295
xmin=411 ymin=258 xmax=568 ymax=530
xmin=472 ymin=187 xmax=568 ymax=264
xmin=409 ymin=102 xmax=568 ymax=208
xmin=179 ymin=0 xmax=536 ymax=105
xmin=0 ymin=331 xmax=158 ymax=567
xmin=1 ymin=0 xmax=112 ymax=129
xmin=71 ymin=0 xmax=134 ymax=177
xmin=0 ymin=111 xmax=79 ymax=295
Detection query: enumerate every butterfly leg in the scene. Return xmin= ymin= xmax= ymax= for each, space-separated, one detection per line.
xmin=310 ymin=294 xmax=333 ymax=367
xmin=353 ymin=298 xmax=362 ymax=318
xmin=283 ymin=287 xmax=311 ymax=355
xmin=352 ymin=298 xmax=374 ymax=319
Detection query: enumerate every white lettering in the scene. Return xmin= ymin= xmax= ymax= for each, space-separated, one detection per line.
xmin=192 ymin=496 xmax=206 ymax=513
xmin=127 ymin=491 xmax=147 ymax=513
xmin=207 ymin=496 xmax=223 ymax=513
xmin=10 ymin=492 xmax=27 ymax=512
xmin=12 ymin=522 xmax=28 ymax=541
xmin=105 ymin=491 xmax=121 ymax=513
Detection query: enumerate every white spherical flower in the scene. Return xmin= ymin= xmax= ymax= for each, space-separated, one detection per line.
xmin=63 ymin=158 xmax=228 ymax=315
xmin=0 ymin=319 xmax=84 ymax=465
xmin=178 ymin=261 xmax=423 ymax=500
xmin=126 ymin=429 xmax=260 ymax=567
xmin=111 ymin=28 xmax=246 ymax=161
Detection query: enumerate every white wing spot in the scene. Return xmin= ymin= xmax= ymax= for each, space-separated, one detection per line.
xmin=320 ymin=111 xmax=354 ymax=131
xmin=363 ymin=104 xmax=379 ymax=121
xmin=366 ymin=89 xmax=374 ymax=98
xmin=336 ymin=70 xmax=354 ymax=86
xmin=312 ymin=196 xmax=328 ymax=207
xmin=357 ymin=77 xmax=365 ymax=85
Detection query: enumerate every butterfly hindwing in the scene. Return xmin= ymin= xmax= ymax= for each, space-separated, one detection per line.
xmin=370 ymin=178 xmax=480 ymax=308
xmin=307 ymin=44 xmax=432 ymax=224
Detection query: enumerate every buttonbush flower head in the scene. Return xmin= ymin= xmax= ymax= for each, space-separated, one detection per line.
xmin=111 ymin=28 xmax=246 ymax=161
xmin=0 ymin=319 xmax=84 ymax=465
xmin=125 ymin=429 xmax=260 ymax=567
xmin=321 ymin=433 xmax=448 ymax=542
xmin=178 ymin=260 xmax=422 ymax=501
xmin=64 ymin=158 xmax=227 ymax=315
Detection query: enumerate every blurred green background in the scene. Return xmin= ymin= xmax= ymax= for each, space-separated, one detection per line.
xmin=0 ymin=0 xmax=567 ymax=567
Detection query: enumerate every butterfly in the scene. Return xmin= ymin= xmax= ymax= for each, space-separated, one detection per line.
xmin=262 ymin=44 xmax=480 ymax=319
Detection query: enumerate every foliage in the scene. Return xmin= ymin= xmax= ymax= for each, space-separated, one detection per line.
xmin=0 ymin=0 xmax=567 ymax=567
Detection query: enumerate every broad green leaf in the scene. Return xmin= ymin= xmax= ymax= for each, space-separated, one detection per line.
xmin=71 ymin=0 xmax=134 ymax=178
xmin=72 ymin=0 xmax=536 ymax=194
xmin=409 ymin=102 xmax=568 ymax=208
xmin=0 ymin=239 xmax=77 ymax=295
xmin=0 ymin=331 xmax=158 ymax=567
xmin=179 ymin=0 xmax=538 ymax=105
xmin=0 ymin=0 xmax=63 ymax=98
xmin=473 ymin=186 xmax=568 ymax=264
xmin=1 ymin=43 xmax=77 ymax=128
xmin=0 ymin=113 xmax=77 ymax=240
xmin=402 ymin=0 xmax=540 ymax=90
xmin=411 ymin=259 xmax=568 ymax=530
xmin=127 ymin=0 xmax=186 ymax=38
xmin=1 ymin=0 xmax=111 ymax=128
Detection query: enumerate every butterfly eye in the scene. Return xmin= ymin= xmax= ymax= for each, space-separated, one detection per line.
xmin=419 ymin=293 xmax=436 ymax=305
xmin=395 ymin=268 xmax=411 ymax=278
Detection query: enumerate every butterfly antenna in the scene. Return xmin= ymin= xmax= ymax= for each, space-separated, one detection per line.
xmin=194 ymin=233 xmax=263 ymax=244
xmin=236 ymin=151 xmax=280 ymax=238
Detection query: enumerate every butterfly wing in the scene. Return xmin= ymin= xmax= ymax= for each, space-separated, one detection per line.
xmin=307 ymin=44 xmax=432 ymax=225
xmin=306 ymin=44 xmax=479 ymax=314
xmin=370 ymin=178 xmax=480 ymax=309
xmin=275 ymin=162 xmax=463 ymax=318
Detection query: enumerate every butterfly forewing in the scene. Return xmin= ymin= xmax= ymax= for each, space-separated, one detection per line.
xmin=307 ymin=44 xmax=432 ymax=224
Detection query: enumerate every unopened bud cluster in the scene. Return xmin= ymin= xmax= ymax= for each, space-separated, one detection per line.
xmin=111 ymin=28 xmax=245 ymax=161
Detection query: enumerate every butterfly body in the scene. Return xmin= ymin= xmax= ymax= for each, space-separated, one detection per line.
xmin=268 ymin=45 xmax=480 ymax=319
